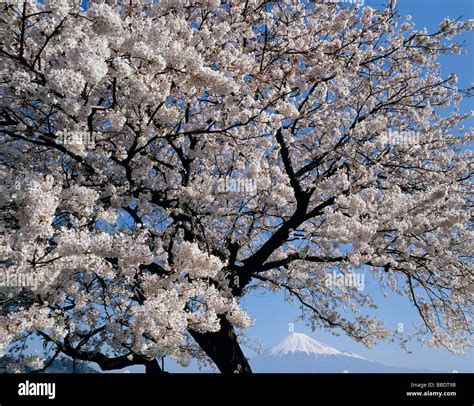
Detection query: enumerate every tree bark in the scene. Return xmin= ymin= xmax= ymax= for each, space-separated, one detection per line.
xmin=189 ymin=317 xmax=252 ymax=374
xmin=144 ymin=358 xmax=165 ymax=374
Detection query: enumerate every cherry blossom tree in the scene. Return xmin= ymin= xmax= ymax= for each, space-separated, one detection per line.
xmin=0 ymin=0 xmax=472 ymax=374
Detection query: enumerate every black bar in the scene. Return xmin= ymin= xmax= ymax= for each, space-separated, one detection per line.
xmin=0 ymin=373 xmax=472 ymax=405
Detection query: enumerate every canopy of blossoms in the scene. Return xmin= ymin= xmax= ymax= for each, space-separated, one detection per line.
xmin=0 ymin=0 xmax=472 ymax=373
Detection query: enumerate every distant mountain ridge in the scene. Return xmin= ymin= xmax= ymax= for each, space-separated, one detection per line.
xmin=0 ymin=356 xmax=98 ymax=373
xmin=250 ymin=333 xmax=431 ymax=373
xmin=0 ymin=333 xmax=433 ymax=373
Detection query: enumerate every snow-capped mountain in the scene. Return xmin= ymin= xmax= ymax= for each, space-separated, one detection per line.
xmin=250 ymin=333 xmax=428 ymax=373
xmin=268 ymin=333 xmax=367 ymax=359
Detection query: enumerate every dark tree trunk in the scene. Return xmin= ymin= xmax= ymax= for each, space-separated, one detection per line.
xmin=189 ymin=317 xmax=252 ymax=374
xmin=136 ymin=263 xmax=252 ymax=374
xmin=144 ymin=358 xmax=165 ymax=374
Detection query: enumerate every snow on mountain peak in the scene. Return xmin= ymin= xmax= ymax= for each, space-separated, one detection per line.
xmin=269 ymin=333 xmax=342 ymax=357
xmin=268 ymin=333 xmax=366 ymax=360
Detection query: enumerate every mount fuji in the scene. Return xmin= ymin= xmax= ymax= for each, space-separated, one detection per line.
xmin=250 ymin=333 xmax=429 ymax=373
